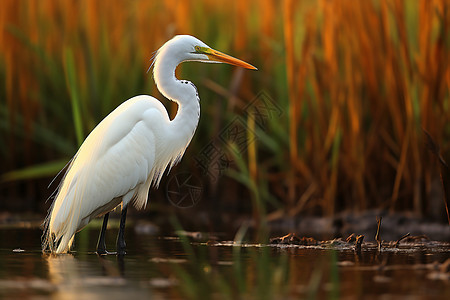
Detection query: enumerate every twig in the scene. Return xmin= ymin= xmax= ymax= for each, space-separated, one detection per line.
xmin=355 ymin=235 xmax=364 ymax=251
xmin=394 ymin=232 xmax=411 ymax=248
xmin=375 ymin=216 xmax=382 ymax=251
xmin=346 ymin=233 xmax=356 ymax=243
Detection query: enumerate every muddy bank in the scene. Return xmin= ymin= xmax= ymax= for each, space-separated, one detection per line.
xmin=266 ymin=210 xmax=450 ymax=241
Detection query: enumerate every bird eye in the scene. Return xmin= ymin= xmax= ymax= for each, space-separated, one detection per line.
xmin=194 ymin=46 xmax=202 ymax=53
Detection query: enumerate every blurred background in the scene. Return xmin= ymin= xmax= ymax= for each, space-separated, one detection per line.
xmin=0 ymin=0 xmax=449 ymax=233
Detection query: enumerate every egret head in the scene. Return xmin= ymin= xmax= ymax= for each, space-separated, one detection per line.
xmin=155 ymin=35 xmax=257 ymax=70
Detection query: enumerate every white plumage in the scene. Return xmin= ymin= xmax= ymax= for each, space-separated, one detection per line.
xmin=43 ymin=35 xmax=256 ymax=254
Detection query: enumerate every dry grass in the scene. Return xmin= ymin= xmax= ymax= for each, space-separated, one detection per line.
xmin=0 ymin=0 xmax=449 ymax=220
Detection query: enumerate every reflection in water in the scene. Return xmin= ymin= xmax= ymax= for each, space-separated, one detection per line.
xmin=97 ymin=255 xmax=125 ymax=277
xmin=0 ymin=228 xmax=449 ymax=299
xmin=45 ymin=253 xmax=148 ymax=300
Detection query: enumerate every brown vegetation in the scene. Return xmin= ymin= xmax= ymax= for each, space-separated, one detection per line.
xmin=0 ymin=0 xmax=449 ymax=221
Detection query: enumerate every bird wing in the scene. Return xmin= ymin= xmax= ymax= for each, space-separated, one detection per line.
xmin=48 ymin=95 xmax=169 ymax=242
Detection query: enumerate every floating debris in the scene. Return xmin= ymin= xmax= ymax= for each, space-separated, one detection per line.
xmin=337 ymin=261 xmax=354 ymax=267
xmin=402 ymin=234 xmax=429 ymax=243
xmin=150 ymin=257 xmax=188 ymax=264
xmin=149 ymin=277 xmax=178 ymax=288
xmin=394 ymin=232 xmax=411 ymax=247
xmin=175 ymin=230 xmax=219 ymax=242
xmin=269 ymin=233 xmax=318 ymax=245
xmin=373 ymin=275 xmax=392 ymax=283
xmin=206 ymin=240 xmax=219 ymax=246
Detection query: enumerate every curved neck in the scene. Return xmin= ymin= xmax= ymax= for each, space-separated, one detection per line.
xmin=153 ymin=53 xmax=200 ymax=146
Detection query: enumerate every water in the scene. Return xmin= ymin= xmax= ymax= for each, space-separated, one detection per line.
xmin=0 ymin=227 xmax=449 ymax=299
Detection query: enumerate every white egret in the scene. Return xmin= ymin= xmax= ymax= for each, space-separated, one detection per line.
xmin=42 ymin=35 xmax=257 ymax=254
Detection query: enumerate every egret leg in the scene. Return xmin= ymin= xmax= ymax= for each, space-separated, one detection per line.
xmin=97 ymin=213 xmax=110 ymax=255
xmin=116 ymin=206 xmax=128 ymax=255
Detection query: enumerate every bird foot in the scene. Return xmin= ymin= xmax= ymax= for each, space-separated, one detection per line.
xmin=116 ymin=244 xmax=126 ymax=256
xmin=96 ymin=248 xmax=110 ymax=256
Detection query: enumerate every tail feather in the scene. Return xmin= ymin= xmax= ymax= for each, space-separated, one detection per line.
xmin=42 ymin=157 xmax=79 ymax=253
xmin=42 ymin=173 xmax=83 ymax=254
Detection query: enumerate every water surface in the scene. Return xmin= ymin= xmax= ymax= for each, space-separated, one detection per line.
xmin=0 ymin=227 xmax=449 ymax=299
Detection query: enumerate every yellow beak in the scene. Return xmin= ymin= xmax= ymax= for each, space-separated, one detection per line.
xmin=207 ymin=49 xmax=258 ymax=70
xmin=195 ymin=46 xmax=257 ymax=70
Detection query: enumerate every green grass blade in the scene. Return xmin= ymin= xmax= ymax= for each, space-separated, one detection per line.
xmin=64 ymin=48 xmax=84 ymax=146
xmin=1 ymin=159 xmax=68 ymax=182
